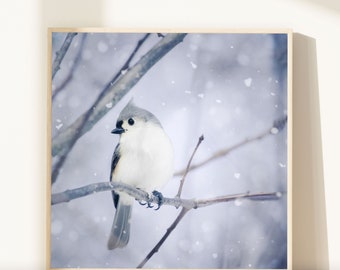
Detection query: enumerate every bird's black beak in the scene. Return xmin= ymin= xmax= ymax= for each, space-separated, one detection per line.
xmin=111 ymin=127 xmax=125 ymax=134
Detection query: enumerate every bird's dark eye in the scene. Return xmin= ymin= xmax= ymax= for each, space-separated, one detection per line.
xmin=128 ymin=118 xmax=135 ymax=125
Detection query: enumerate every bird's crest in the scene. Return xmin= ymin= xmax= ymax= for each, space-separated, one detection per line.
xmin=117 ymin=98 xmax=162 ymax=127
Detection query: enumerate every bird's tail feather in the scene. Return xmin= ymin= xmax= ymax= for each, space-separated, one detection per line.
xmin=107 ymin=200 xmax=133 ymax=250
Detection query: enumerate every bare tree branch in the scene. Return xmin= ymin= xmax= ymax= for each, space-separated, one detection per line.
xmin=175 ymin=115 xmax=288 ymax=176
xmin=52 ymin=33 xmax=77 ymax=80
xmin=52 ymin=33 xmax=87 ymax=100
xmin=51 ymin=180 xmax=282 ymax=208
xmin=52 ymin=34 xmax=186 ymax=184
xmin=52 ymin=181 xmax=147 ymax=205
xmin=176 ymin=135 xmax=204 ymax=198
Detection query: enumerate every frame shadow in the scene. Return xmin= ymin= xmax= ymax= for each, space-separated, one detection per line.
xmin=292 ymin=33 xmax=329 ymax=270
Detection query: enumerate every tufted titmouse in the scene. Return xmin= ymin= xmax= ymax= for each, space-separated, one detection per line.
xmin=107 ymin=100 xmax=174 ymax=250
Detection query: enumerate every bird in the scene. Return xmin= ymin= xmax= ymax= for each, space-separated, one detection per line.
xmin=107 ymin=99 xmax=174 ymax=250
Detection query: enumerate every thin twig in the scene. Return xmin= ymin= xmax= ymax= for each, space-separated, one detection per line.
xmin=119 ymin=33 xmax=151 ymax=77
xmin=52 ymin=33 xmax=87 ymax=101
xmin=175 ymin=115 xmax=288 ymax=176
xmin=52 ymin=33 xmax=78 ymax=80
xmin=176 ymin=135 xmax=204 ymax=198
xmin=51 ymin=34 xmax=187 ymax=184
xmin=137 ymin=207 xmax=189 ymax=268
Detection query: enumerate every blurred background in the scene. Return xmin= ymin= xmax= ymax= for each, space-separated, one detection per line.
xmin=51 ymin=32 xmax=287 ymax=268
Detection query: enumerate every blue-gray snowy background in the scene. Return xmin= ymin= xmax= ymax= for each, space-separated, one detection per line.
xmin=51 ymin=32 xmax=288 ymax=269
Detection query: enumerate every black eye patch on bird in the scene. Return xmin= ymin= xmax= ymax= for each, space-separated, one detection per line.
xmin=116 ymin=120 xmax=123 ymax=128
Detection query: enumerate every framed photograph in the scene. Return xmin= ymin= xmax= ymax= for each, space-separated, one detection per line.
xmin=48 ymin=29 xmax=292 ymax=269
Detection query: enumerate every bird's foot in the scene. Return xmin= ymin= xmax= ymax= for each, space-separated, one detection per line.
xmin=152 ymin=190 xmax=164 ymax=210
xmin=137 ymin=190 xmax=164 ymax=210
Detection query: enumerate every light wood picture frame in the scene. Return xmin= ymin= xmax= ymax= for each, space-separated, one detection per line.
xmin=47 ymin=28 xmax=292 ymax=270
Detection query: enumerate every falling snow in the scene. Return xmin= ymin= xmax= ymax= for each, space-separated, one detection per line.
xmin=105 ymin=102 xmax=113 ymax=108
xmin=244 ymin=77 xmax=252 ymax=87
xmin=271 ymin=127 xmax=279 ymax=134
xmin=190 ymin=61 xmax=198 ymax=69
xmin=234 ymin=172 xmax=241 ymax=179
xmin=276 ymin=192 xmax=283 ymax=198
xmin=55 ymin=123 xmax=63 ymax=130
xmin=234 ymin=198 xmax=243 ymax=206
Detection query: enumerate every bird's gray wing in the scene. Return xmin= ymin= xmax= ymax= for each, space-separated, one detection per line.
xmin=107 ymin=142 xmax=132 ymax=249
xmin=110 ymin=143 xmax=120 ymax=208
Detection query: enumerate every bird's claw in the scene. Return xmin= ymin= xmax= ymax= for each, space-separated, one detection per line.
xmin=152 ymin=190 xmax=164 ymax=211
xmin=137 ymin=194 xmax=154 ymax=208
xmin=138 ymin=200 xmax=148 ymax=206
xmin=137 ymin=190 xmax=164 ymax=210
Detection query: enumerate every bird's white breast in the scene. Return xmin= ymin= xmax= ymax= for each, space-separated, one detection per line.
xmin=113 ymin=122 xmax=174 ymax=193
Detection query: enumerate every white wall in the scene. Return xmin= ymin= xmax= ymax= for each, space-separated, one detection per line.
xmin=1 ymin=0 xmax=339 ymax=269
